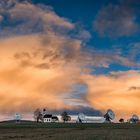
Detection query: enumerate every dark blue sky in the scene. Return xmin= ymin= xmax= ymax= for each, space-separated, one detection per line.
xmin=0 ymin=0 xmax=140 ymax=74
xmin=30 ymin=0 xmax=140 ymax=74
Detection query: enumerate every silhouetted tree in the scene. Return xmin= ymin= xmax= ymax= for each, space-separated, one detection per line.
xmin=104 ymin=113 xmax=110 ymax=122
xmin=61 ymin=111 xmax=71 ymax=122
xmin=119 ymin=118 xmax=124 ymax=123
xmin=34 ymin=109 xmax=43 ymax=122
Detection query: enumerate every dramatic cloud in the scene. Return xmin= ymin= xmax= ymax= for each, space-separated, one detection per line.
xmin=47 ymin=106 xmax=102 ymax=116
xmin=82 ymin=71 xmax=140 ymax=118
xmin=0 ymin=0 xmax=140 ymax=120
xmin=94 ymin=4 xmax=139 ymax=37
xmin=0 ymin=0 xmax=84 ymax=113
xmin=87 ymin=48 xmax=140 ymax=68
xmin=0 ymin=35 xmax=84 ymax=112
xmin=0 ymin=0 xmax=74 ymax=37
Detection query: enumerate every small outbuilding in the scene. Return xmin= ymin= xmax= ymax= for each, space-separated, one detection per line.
xmin=52 ymin=116 xmax=59 ymax=122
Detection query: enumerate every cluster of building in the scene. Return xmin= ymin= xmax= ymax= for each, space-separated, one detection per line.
xmin=14 ymin=109 xmax=140 ymax=124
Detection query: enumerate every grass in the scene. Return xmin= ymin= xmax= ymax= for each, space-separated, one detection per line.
xmin=0 ymin=121 xmax=139 ymax=140
xmin=0 ymin=121 xmax=139 ymax=129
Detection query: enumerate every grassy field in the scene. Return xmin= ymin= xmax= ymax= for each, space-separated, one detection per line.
xmin=0 ymin=121 xmax=140 ymax=140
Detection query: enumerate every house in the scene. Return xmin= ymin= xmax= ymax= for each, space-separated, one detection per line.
xmin=43 ymin=114 xmax=59 ymax=123
xmin=43 ymin=114 xmax=52 ymax=122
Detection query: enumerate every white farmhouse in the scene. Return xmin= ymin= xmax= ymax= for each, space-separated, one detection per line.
xmin=43 ymin=114 xmax=59 ymax=123
xmin=43 ymin=114 xmax=52 ymax=123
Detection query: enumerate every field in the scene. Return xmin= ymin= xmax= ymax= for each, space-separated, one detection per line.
xmin=0 ymin=121 xmax=140 ymax=140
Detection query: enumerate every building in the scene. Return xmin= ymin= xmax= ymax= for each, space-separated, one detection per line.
xmin=52 ymin=116 xmax=59 ymax=122
xmin=43 ymin=114 xmax=59 ymax=123
xmin=43 ymin=114 xmax=52 ymax=122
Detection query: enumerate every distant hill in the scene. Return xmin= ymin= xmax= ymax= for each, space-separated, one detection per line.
xmin=0 ymin=120 xmax=34 ymax=124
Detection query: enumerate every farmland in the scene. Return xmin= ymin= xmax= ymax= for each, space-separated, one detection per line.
xmin=0 ymin=121 xmax=140 ymax=140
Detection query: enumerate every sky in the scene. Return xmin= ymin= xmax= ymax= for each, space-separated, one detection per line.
xmin=0 ymin=0 xmax=140 ymax=120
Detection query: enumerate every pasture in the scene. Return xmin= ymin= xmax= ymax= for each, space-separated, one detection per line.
xmin=0 ymin=121 xmax=140 ymax=140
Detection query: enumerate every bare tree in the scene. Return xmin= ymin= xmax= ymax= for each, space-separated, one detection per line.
xmin=34 ymin=109 xmax=43 ymax=122
xmin=61 ymin=111 xmax=71 ymax=123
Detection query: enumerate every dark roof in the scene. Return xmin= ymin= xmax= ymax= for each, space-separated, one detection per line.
xmin=52 ymin=116 xmax=58 ymax=120
xmin=43 ymin=114 xmax=52 ymax=118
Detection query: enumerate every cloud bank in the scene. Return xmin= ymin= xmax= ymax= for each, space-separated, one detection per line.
xmin=94 ymin=3 xmax=139 ymax=37
xmin=0 ymin=0 xmax=74 ymax=37
xmin=83 ymin=71 xmax=140 ymax=118
xmin=0 ymin=34 xmax=84 ymax=112
xmin=0 ymin=0 xmax=140 ymax=119
xmin=0 ymin=0 xmax=84 ymax=112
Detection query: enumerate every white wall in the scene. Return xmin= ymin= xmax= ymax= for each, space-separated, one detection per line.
xmin=44 ymin=118 xmax=52 ymax=123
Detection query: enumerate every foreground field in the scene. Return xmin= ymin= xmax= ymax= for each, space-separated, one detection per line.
xmin=0 ymin=121 xmax=140 ymax=140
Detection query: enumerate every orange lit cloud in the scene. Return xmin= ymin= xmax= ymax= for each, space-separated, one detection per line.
xmin=82 ymin=71 xmax=140 ymax=118
xmin=1 ymin=34 xmax=140 ymax=119
xmin=0 ymin=34 xmax=83 ymax=112
xmin=0 ymin=0 xmax=140 ymax=120
xmin=0 ymin=0 xmax=87 ymax=113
